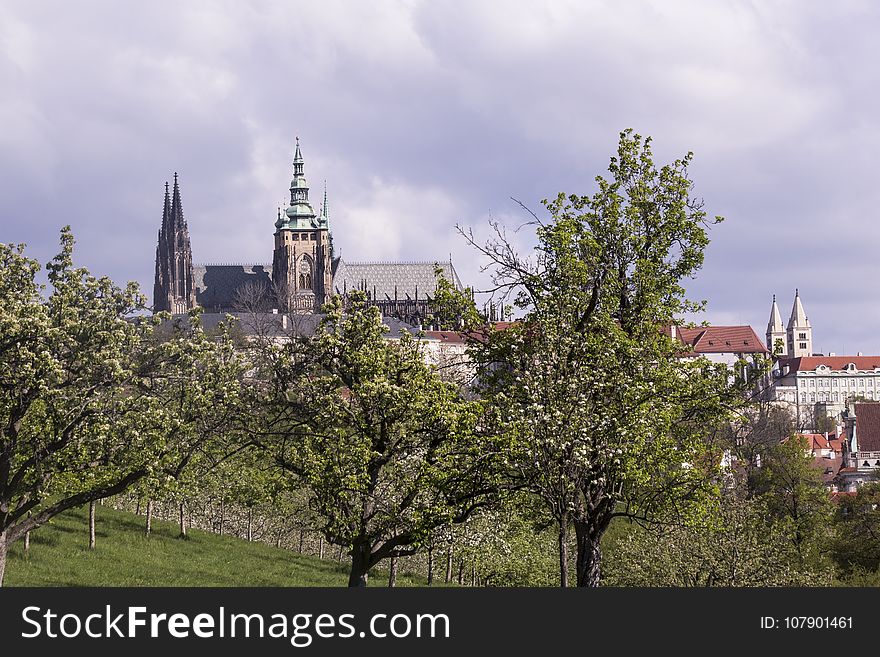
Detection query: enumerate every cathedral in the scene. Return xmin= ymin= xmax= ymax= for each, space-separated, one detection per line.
xmin=153 ymin=139 xmax=463 ymax=324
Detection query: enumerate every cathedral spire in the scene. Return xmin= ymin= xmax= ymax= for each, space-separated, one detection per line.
xmin=154 ymin=174 xmax=195 ymax=314
xmin=788 ymin=288 xmax=809 ymax=329
xmin=170 ymin=172 xmax=184 ymax=229
xmin=280 ymin=137 xmax=316 ymax=229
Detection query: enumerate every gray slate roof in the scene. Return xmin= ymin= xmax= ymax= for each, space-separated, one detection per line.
xmin=334 ymin=260 xmax=462 ymax=300
xmin=191 ymin=312 xmax=421 ymax=339
xmin=192 ymin=264 xmax=273 ymax=312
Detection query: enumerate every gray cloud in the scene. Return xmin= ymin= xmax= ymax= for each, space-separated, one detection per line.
xmin=2 ymin=0 xmax=880 ymax=352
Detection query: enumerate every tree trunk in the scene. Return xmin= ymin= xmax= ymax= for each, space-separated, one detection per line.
xmin=247 ymin=508 xmax=253 ymax=542
xmin=427 ymin=545 xmax=434 ymax=586
xmin=471 ymin=563 xmax=476 ymax=587
xmin=573 ymin=521 xmax=602 ymax=587
xmin=319 ymin=536 xmax=324 ymax=560
xmin=276 ymin=531 xmax=283 ymax=549
xmin=457 ymin=561 xmax=464 ymax=585
xmin=388 ymin=556 xmax=398 ymax=587
xmin=218 ymin=499 xmax=224 ymax=536
xmin=445 ymin=545 xmax=453 ymax=583
xmin=558 ymin=515 xmax=569 ymax=587
xmin=337 ymin=545 xmax=344 ymax=562
xmin=145 ymin=500 xmax=153 ymax=536
xmin=0 ymin=529 xmax=7 ymax=587
xmin=298 ymin=529 xmax=305 ymax=553
xmin=179 ymin=502 xmax=187 ymax=538
xmin=348 ymin=546 xmax=369 ymax=587
xmin=89 ymin=501 xmax=96 ymax=549
xmin=135 ymin=499 xmax=141 ymax=515
xmin=24 ymin=511 xmax=31 ymax=560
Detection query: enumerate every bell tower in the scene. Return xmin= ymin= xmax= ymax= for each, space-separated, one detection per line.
xmin=786 ymin=289 xmax=813 ymax=358
xmin=271 ymin=138 xmax=333 ymax=311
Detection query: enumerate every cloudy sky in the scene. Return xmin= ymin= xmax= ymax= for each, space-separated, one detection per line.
xmin=2 ymin=0 xmax=879 ymax=353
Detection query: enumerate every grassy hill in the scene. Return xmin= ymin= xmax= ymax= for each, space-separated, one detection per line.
xmin=4 ymin=505 xmax=430 ymax=587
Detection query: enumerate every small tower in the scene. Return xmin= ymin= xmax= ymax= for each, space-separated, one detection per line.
xmin=153 ymin=173 xmax=195 ymax=313
xmin=271 ymin=138 xmax=334 ymax=311
xmin=766 ymin=294 xmax=787 ymax=357
xmin=786 ymin=289 xmax=813 ymax=357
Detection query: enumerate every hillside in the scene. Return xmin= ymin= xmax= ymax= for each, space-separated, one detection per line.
xmin=4 ymin=505 xmax=429 ymax=587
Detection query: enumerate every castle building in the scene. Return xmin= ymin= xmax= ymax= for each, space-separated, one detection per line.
xmin=152 ymin=139 xmax=463 ymax=323
xmin=765 ymin=290 xmax=812 ymax=359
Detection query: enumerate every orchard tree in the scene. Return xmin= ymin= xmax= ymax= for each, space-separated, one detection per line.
xmin=464 ymin=130 xmax=747 ymax=586
xmin=0 ymin=230 xmax=154 ymax=584
xmin=0 ymin=230 xmax=246 ymax=584
xmin=256 ymin=292 xmax=503 ymax=586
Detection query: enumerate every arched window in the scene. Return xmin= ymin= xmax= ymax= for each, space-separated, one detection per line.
xmin=299 ymin=273 xmax=306 ymax=289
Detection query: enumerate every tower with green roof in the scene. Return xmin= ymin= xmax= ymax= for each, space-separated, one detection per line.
xmin=271 ymin=138 xmax=333 ymax=311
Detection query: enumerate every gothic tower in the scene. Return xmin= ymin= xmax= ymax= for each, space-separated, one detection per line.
xmin=271 ymin=138 xmax=333 ymax=311
xmin=786 ymin=289 xmax=813 ymax=358
xmin=766 ymin=294 xmax=787 ymax=357
xmin=153 ymin=173 xmax=195 ymax=313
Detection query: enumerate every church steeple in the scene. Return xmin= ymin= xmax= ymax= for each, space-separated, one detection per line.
xmin=278 ymin=137 xmax=317 ymax=229
xmin=153 ymin=173 xmax=195 ymax=314
xmin=766 ymin=294 xmax=787 ymax=357
xmin=786 ymin=289 xmax=812 ymax=357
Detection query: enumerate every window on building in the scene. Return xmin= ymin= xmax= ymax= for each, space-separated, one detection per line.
xmin=291 ymin=233 xmax=299 ymax=241
xmin=859 ymin=379 xmax=865 ymax=387
xmin=801 ymin=393 xmax=807 ymax=403
xmin=301 ymin=233 xmax=308 ymax=240
xmin=799 ymin=342 xmax=807 ymax=350
xmin=310 ymin=233 xmax=317 ymax=241
xmin=810 ymin=393 xmax=815 ymax=402
xmin=833 ymin=393 xmax=839 ymax=402
xmin=799 ymin=332 xmax=807 ymax=340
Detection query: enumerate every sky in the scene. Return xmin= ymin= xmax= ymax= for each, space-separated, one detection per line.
xmin=2 ymin=0 xmax=880 ymax=354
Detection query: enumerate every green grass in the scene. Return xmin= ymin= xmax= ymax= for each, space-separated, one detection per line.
xmin=4 ymin=505 xmax=431 ymax=587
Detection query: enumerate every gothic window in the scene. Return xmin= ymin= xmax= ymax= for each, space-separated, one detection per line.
xmin=298 ymin=257 xmax=312 ymax=290
xmin=798 ymin=332 xmax=807 ymax=340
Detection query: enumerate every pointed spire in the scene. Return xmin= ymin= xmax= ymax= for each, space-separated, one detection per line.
xmin=768 ymin=294 xmax=784 ymax=333
xmin=170 ymin=172 xmax=184 ymax=228
xmin=322 ymin=180 xmax=329 ymax=221
xmin=161 ymin=181 xmax=172 ymax=229
xmin=788 ymin=289 xmax=809 ymax=328
xmin=293 ymin=136 xmax=303 ymax=164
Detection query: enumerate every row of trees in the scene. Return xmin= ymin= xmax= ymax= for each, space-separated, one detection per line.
xmin=7 ymin=130 xmax=868 ymax=587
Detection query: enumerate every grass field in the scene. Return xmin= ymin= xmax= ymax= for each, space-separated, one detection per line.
xmin=4 ymin=505 xmax=431 ymax=587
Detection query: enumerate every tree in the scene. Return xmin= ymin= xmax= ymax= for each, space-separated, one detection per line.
xmin=0 ymin=230 xmax=246 ymax=585
xmin=0 ymin=230 xmax=153 ymax=584
xmin=603 ymin=489 xmax=832 ymax=586
xmin=463 ymin=130 xmax=745 ymax=586
xmin=832 ymin=478 xmax=880 ymax=577
xmin=749 ymin=435 xmax=834 ymax=565
xmin=255 ymin=292 xmax=503 ymax=586
xmin=429 ymin=265 xmax=482 ymax=331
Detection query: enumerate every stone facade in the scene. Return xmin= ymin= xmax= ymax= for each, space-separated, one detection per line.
xmin=153 ymin=174 xmax=195 ymax=313
xmin=152 ymin=139 xmax=463 ymax=319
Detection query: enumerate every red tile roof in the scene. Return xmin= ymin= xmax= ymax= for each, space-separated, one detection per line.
xmin=779 ymin=356 xmax=880 ymax=373
xmin=855 ymin=403 xmax=880 ymax=452
xmin=423 ymin=330 xmax=467 ymax=344
xmin=800 ymin=433 xmax=844 ymax=453
xmin=674 ymin=325 xmax=767 ymax=354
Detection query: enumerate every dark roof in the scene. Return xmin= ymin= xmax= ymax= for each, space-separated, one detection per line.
xmin=779 ymin=356 xmax=880 ymax=373
xmin=674 ymin=325 xmax=767 ymax=354
xmin=856 ymin=403 xmax=880 ymax=452
xmin=192 ymin=264 xmax=273 ymax=312
xmin=334 ymin=260 xmax=462 ymax=299
xmin=186 ymin=312 xmax=420 ymax=340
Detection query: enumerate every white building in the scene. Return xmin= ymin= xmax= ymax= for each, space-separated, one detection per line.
xmin=762 ymin=292 xmax=880 ymax=429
